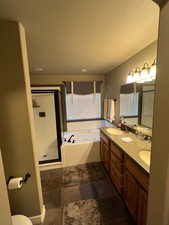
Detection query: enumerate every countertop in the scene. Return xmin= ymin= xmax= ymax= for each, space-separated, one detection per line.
xmin=100 ymin=127 xmax=151 ymax=173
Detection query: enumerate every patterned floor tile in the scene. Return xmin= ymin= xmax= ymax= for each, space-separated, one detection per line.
xmin=40 ymin=162 xmax=135 ymax=225
xmin=92 ymin=178 xmax=116 ymax=200
xmin=63 ymin=162 xmax=105 ymax=187
xmin=41 ymin=168 xmax=63 ymax=192
xmin=63 ymin=198 xmax=134 ymax=225
xmin=96 ymin=197 xmax=134 ymax=225
xmin=79 ymin=182 xmax=97 ymax=200
xmin=43 ymin=208 xmax=62 ymax=225
xmin=62 ymin=185 xmax=81 ymax=204
xmin=63 ymin=199 xmax=104 ymax=225
xmin=43 ymin=188 xmax=61 ymax=209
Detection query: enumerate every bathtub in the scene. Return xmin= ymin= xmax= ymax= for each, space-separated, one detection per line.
xmin=67 ymin=119 xmax=112 ymax=132
xmin=62 ymin=141 xmax=100 ymax=167
xmin=61 ymin=120 xmax=113 ymax=167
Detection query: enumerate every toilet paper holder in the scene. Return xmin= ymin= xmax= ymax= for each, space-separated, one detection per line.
xmin=7 ymin=173 xmax=31 ymax=185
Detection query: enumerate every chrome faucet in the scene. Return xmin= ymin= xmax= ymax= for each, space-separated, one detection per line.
xmin=67 ymin=135 xmax=75 ymax=143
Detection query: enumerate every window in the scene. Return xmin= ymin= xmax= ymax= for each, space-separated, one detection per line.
xmin=141 ymin=91 xmax=154 ymax=128
xmin=120 ymin=93 xmax=139 ymax=117
xmin=64 ymin=81 xmax=102 ymax=121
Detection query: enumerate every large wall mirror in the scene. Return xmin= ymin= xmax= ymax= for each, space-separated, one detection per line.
xmin=120 ymin=82 xmax=155 ymax=129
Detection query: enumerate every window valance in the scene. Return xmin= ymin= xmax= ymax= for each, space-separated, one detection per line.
xmin=63 ymin=81 xmax=103 ymax=95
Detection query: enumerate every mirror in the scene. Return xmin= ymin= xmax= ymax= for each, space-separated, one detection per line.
xmin=120 ymin=83 xmax=142 ymax=126
xmin=141 ymin=83 xmax=155 ymax=128
xmin=120 ymin=93 xmax=139 ymax=125
xmin=120 ymin=82 xmax=155 ymax=130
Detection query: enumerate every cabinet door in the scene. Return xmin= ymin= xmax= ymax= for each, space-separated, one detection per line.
xmin=110 ymin=164 xmax=123 ymax=194
xmin=123 ymin=169 xmax=138 ymax=220
xmin=110 ymin=151 xmax=123 ymax=173
xmin=100 ymin=138 xmax=104 ymax=163
xmin=110 ymin=152 xmax=123 ymax=194
xmin=104 ymin=142 xmax=110 ymax=171
xmin=137 ymin=188 xmax=148 ymax=225
xmin=100 ymin=138 xmax=110 ymax=172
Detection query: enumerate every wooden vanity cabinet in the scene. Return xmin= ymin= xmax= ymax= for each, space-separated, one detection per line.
xmin=100 ymin=132 xmax=110 ymax=172
xmin=100 ymin=131 xmax=149 ymax=225
xmin=124 ymin=155 xmax=149 ymax=225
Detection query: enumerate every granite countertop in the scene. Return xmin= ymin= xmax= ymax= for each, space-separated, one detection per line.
xmin=100 ymin=127 xmax=151 ymax=173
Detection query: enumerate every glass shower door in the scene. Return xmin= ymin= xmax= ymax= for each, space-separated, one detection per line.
xmin=32 ymin=92 xmax=60 ymax=163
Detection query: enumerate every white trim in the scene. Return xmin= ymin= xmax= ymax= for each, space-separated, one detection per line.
xmin=41 ymin=205 xmax=46 ymax=224
xmin=32 ymin=93 xmax=54 ymax=97
xmin=39 ymin=161 xmax=63 ymax=171
xmin=94 ymin=80 xmax=96 ymax=94
xmin=71 ymin=81 xmax=74 ymax=104
xmin=31 ymin=86 xmax=61 ymax=91
xmin=29 ymin=205 xmax=46 ymax=224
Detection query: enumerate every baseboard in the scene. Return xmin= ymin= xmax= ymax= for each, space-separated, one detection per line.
xmin=29 ymin=205 xmax=46 ymax=224
xmin=39 ymin=161 xmax=63 ymax=171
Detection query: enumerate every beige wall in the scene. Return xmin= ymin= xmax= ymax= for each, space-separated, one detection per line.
xmin=104 ymin=41 xmax=157 ymax=122
xmin=147 ymin=2 xmax=169 ymax=225
xmin=30 ymin=74 xmax=104 ymax=85
xmin=0 ymin=21 xmax=43 ymax=217
xmin=0 ymin=151 xmax=12 ymax=225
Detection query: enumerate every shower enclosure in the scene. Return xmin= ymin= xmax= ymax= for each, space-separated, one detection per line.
xmin=32 ymin=87 xmax=63 ymax=164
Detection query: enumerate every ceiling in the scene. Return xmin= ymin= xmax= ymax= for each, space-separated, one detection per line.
xmin=0 ymin=0 xmax=159 ymax=75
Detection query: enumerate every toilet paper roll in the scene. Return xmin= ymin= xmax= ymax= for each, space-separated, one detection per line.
xmin=8 ymin=177 xmax=23 ymax=190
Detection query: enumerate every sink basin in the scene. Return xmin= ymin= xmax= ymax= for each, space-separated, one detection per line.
xmin=121 ymin=137 xmax=133 ymax=143
xmin=106 ymin=128 xmax=123 ymax=135
xmin=139 ymin=151 xmax=151 ymax=166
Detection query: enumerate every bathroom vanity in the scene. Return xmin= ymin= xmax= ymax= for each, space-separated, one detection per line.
xmin=100 ymin=127 xmax=150 ymax=225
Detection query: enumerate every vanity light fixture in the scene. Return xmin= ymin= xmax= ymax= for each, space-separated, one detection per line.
xmin=126 ymin=71 xmax=134 ymax=84
xmin=138 ymin=63 xmax=149 ymax=83
xmin=126 ymin=60 xmax=157 ymax=84
xmin=149 ymin=59 xmax=157 ymax=80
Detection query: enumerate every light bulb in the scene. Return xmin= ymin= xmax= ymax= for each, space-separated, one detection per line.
xmin=138 ymin=63 xmax=149 ymax=83
xmin=149 ymin=59 xmax=157 ymax=80
xmin=133 ymin=68 xmax=140 ymax=83
xmin=126 ymin=72 xmax=133 ymax=84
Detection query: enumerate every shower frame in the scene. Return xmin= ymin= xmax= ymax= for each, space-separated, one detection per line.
xmin=32 ymin=86 xmax=63 ymax=164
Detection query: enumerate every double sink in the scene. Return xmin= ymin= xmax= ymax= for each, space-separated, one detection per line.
xmin=106 ymin=128 xmax=151 ymax=166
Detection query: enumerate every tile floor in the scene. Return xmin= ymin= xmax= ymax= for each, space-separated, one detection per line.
xmin=40 ymin=162 xmax=135 ymax=225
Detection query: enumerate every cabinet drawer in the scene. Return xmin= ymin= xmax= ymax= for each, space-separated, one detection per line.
xmin=124 ymin=156 xmax=149 ymax=192
xmin=110 ymin=142 xmax=123 ymax=161
xmin=110 ymin=151 xmax=123 ymax=173
xmin=100 ymin=132 xmax=109 ymax=146
xmin=110 ymin=166 xmax=123 ymax=193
